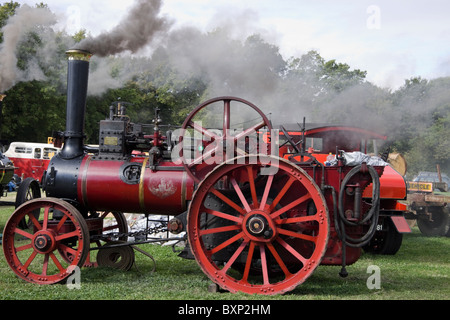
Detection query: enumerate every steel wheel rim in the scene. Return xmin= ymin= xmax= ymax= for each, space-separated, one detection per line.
xmin=2 ymin=198 xmax=90 ymax=284
xmin=187 ymin=155 xmax=329 ymax=295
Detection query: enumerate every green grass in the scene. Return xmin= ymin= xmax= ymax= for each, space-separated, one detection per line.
xmin=0 ymin=199 xmax=449 ymax=301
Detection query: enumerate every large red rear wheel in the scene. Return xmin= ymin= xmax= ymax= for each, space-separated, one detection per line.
xmin=187 ymin=155 xmax=329 ymax=295
xmin=2 ymin=198 xmax=90 ymax=284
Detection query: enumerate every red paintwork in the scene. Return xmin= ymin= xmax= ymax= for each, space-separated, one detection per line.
xmin=280 ymin=125 xmax=407 ymax=203
xmin=77 ymin=155 xmax=194 ymax=215
xmin=363 ymin=165 xmax=407 ymax=199
xmin=4 ymin=142 xmax=60 ymax=182
xmin=7 ymin=157 xmax=49 ymax=182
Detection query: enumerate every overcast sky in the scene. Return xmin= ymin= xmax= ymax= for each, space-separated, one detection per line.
xmin=16 ymin=0 xmax=450 ymax=89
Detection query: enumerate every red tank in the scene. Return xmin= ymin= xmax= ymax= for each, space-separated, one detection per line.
xmin=77 ymin=156 xmax=194 ymax=215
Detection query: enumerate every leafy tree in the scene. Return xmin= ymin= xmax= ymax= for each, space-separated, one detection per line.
xmin=0 ymin=1 xmax=19 ymax=42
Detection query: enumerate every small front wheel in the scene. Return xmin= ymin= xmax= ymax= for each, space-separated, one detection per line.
xmin=3 ymin=198 xmax=90 ymax=284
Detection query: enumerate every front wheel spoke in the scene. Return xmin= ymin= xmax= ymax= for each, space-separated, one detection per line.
xmin=23 ymin=250 xmax=38 ymax=269
xmin=49 ymin=252 xmax=65 ymax=272
xmin=209 ymin=232 xmax=244 ymax=255
xmin=42 ymin=206 xmax=51 ymax=230
xmin=58 ymin=243 xmax=78 ymax=257
xmin=55 ymin=215 xmax=68 ymax=233
xmin=42 ymin=254 xmax=49 ymax=275
xmin=28 ymin=213 xmax=42 ymax=230
xmin=14 ymin=227 xmax=33 ymax=240
xmin=55 ymin=230 xmax=80 ymax=242
xmin=16 ymin=242 xmax=33 ymax=252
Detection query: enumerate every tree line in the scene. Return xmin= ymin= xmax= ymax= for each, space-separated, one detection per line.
xmin=0 ymin=2 xmax=449 ymax=177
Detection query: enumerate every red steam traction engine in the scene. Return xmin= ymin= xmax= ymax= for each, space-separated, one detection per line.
xmin=2 ymin=49 xmax=410 ymax=295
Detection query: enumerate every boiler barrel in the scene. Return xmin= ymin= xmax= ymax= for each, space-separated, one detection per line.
xmin=77 ymin=156 xmax=194 ymax=215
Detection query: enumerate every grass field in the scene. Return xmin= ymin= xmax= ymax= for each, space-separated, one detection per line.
xmin=0 ymin=196 xmax=449 ymax=301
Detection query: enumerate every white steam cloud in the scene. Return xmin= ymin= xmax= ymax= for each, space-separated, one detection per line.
xmin=0 ymin=5 xmax=57 ymax=92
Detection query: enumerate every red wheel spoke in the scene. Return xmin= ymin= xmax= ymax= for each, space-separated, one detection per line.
xmin=230 ymin=177 xmax=251 ymax=212
xmin=16 ymin=242 xmax=33 ymax=252
xmin=209 ymin=232 xmax=244 ymax=255
xmin=189 ymin=120 xmax=220 ymax=141
xmin=259 ymin=244 xmax=270 ymax=285
xmin=269 ymin=176 xmax=295 ymax=211
xmin=278 ymin=228 xmax=317 ymax=242
xmin=234 ymin=120 xmax=267 ymax=141
xmin=210 ymin=189 xmax=246 ymax=215
xmin=55 ymin=230 xmax=80 ymax=242
xmin=23 ymin=250 xmax=38 ymax=269
xmin=3 ymin=198 xmax=90 ymax=285
xmin=14 ymin=227 xmax=33 ymax=240
xmin=271 ymin=194 xmax=312 ymax=219
xmin=267 ymin=242 xmax=292 ymax=277
xmin=42 ymin=206 xmax=50 ymax=230
xmin=222 ymin=240 xmax=249 ymax=273
xmin=188 ymin=144 xmax=219 ymax=167
xmin=223 ymin=99 xmax=231 ymax=134
xmin=276 ymin=237 xmax=308 ymax=265
xmin=199 ymin=224 xmax=241 ymax=236
xmin=276 ymin=215 xmax=319 ymax=225
xmin=241 ymin=241 xmax=256 ymax=282
xmin=204 ymin=208 xmax=242 ymax=223
xmin=28 ymin=212 xmax=41 ymax=230
xmin=246 ymin=166 xmax=258 ymax=209
xmin=42 ymin=254 xmax=49 ymax=276
xmin=55 ymin=215 xmax=68 ymax=233
xmin=58 ymin=243 xmax=78 ymax=256
xmin=49 ymin=252 xmax=65 ymax=272
xmin=259 ymin=175 xmax=274 ymax=210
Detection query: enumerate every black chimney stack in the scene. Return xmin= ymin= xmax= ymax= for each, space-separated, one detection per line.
xmin=60 ymin=49 xmax=92 ymax=159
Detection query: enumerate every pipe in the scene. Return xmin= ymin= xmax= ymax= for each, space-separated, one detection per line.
xmin=60 ymin=49 xmax=92 ymax=159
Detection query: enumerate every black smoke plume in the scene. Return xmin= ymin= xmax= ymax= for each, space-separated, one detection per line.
xmin=74 ymin=0 xmax=171 ymax=57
